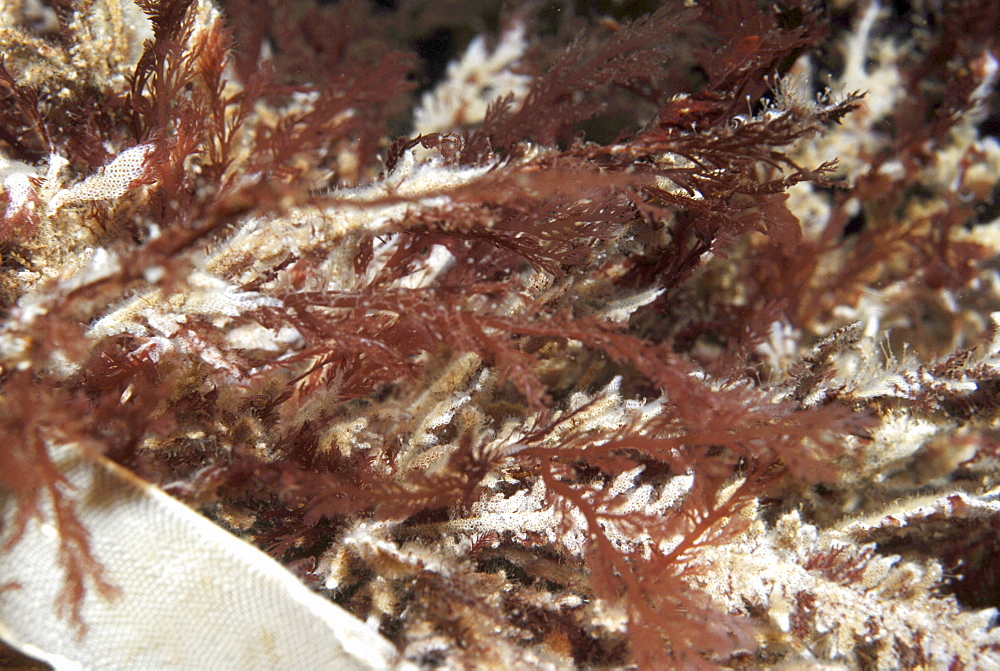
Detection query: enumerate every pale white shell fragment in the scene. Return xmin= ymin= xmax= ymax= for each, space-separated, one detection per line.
xmin=0 ymin=447 xmax=400 ymax=670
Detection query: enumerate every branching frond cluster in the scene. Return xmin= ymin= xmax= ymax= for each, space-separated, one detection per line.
xmin=2 ymin=0 xmax=1000 ymax=668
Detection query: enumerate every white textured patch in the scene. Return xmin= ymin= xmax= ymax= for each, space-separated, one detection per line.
xmin=49 ymin=144 xmax=153 ymax=212
xmin=0 ymin=447 xmax=401 ymax=670
xmin=413 ymin=26 xmax=531 ymax=136
xmin=226 ymin=324 xmax=303 ymax=352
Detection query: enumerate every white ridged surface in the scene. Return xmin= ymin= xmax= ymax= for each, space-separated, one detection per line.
xmin=0 ymin=448 xmax=398 ymax=670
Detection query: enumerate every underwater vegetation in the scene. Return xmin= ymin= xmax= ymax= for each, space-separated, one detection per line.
xmin=2 ymin=0 xmax=1000 ymax=667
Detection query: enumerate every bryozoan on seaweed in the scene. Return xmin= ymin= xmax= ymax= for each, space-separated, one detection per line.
xmin=2 ymin=0 xmax=1000 ymax=667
